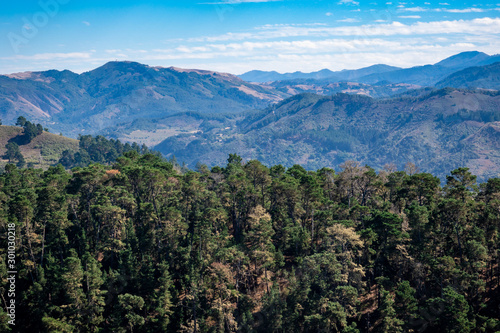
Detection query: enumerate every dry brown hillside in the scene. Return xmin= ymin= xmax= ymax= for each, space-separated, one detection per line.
xmin=0 ymin=125 xmax=79 ymax=169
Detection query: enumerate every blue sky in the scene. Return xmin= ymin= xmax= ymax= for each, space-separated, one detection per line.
xmin=0 ymin=0 xmax=499 ymax=74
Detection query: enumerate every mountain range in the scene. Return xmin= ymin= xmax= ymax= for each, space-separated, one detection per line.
xmin=154 ymin=88 xmax=500 ymax=181
xmin=1 ymin=51 xmax=500 ymax=180
xmin=239 ymin=51 xmax=500 ymax=86
xmin=239 ymin=64 xmax=401 ymax=83
xmin=0 ymin=61 xmax=285 ymax=136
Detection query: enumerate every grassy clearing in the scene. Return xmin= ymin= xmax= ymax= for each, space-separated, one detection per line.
xmin=0 ymin=125 xmax=79 ymax=169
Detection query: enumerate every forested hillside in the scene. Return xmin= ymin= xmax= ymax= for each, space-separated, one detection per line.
xmin=0 ymin=123 xmax=157 ymax=171
xmin=155 ymin=88 xmax=500 ymax=182
xmin=1 ymin=154 xmax=499 ymax=332
xmin=0 ymin=124 xmax=79 ymax=170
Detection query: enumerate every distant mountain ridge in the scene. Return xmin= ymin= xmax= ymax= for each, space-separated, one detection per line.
xmin=434 ymin=51 xmax=498 ymax=68
xmin=239 ymin=51 xmax=500 ymax=86
xmin=357 ymin=51 xmax=500 ymax=86
xmin=239 ymin=64 xmax=401 ymax=83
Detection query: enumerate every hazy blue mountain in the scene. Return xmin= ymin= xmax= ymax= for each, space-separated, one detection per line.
xmin=478 ymin=54 xmax=500 ymax=66
xmin=240 ymin=52 xmax=500 ymax=89
xmin=239 ymin=68 xmax=339 ymax=82
xmin=331 ymin=64 xmax=402 ymax=81
xmin=357 ymin=51 xmax=500 ymax=86
xmin=434 ymin=51 xmax=491 ymax=68
xmin=436 ymin=62 xmax=500 ymax=90
xmin=239 ymin=64 xmax=400 ymax=83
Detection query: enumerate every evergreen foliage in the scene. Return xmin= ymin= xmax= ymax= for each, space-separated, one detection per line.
xmin=0 ymin=155 xmax=499 ymax=332
xmin=58 ymin=135 xmax=158 ymax=168
xmin=4 ymin=142 xmax=25 ymax=168
xmin=15 ymin=116 xmax=44 ymax=144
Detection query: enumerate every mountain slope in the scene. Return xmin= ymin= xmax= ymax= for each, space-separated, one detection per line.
xmin=357 ymin=51 xmax=500 ymax=86
xmin=268 ymin=79 xmax=420 ymax=98
xmin=155 ymin=89 xmax=500 ymax=181
xmin=0 ymin=125 xmax=79 ymax=169
xmin=434 ymin=51 xmax=491 ymax=68
xmin=436 ymin=62 xmax=500 ymax=90
xmin=0 ymin=61 xmax=286 ymax=137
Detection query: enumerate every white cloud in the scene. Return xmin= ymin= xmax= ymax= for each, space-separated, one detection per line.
xmin=132 ymin=16 xmax=500 ymax=74
xmin=150 ymin=36 xmax=482 ymax=67
xmin=2 ymin=34 xmax=496 ymax=75
xmin=206 ymin=39 xmax=401 ymax=54
xmin=337 ymin=18 xmax=360 ymax=23
xmin=144 ymin=45 xmax=485 ymax=74
xmin=444 ymin=8 xmax=485 ymax=13
xmin=187 ymin=18 xmax=500 ymax=43
xmin=338 ymin=0 xmax=360 ymax=5
xmin=401 ymin=6 xmax=488 ymax=13
xmin=401 ymin=7 xmax=428 ymax=12
xmin=82 ymin=21 xmax=91 ymax=26
xmin=5 ymin=52 xmax=93 ymax=61
xmin=2 ymin=8 xmax=499 ymax=76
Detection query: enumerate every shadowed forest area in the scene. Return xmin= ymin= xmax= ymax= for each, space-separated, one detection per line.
xmin=0 ymin=153 xmax=499 ymax=332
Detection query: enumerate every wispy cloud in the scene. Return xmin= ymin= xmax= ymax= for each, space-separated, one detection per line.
xmin=3 ymin=52 xmax=93 ymax=61
xmin=2 ymin=3 xmax=498 ymax=76
xmin=141 ymin=37 xmax=490 ymax=73
xmin=401 ymin=6 xmax=488 ymax=13
xmin=338 ymin=0 xmax=360 ymax=5
xmin=186 ymin=18 xmax=500 ymax=43
xmin=400 ymin=7 xmax=428 ymax=12
xmin=337 ymin=18 xmax=360 ymax=23
xmin=444 ymin=8 xmax=485 ymax=13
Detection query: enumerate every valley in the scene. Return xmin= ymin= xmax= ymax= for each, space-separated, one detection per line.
xmin=1 ymin=51 xmax=500 ymax=181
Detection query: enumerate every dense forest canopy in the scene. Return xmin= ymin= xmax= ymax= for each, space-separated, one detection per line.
xmin=0 ymin=153 xmax=499 ymax=332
